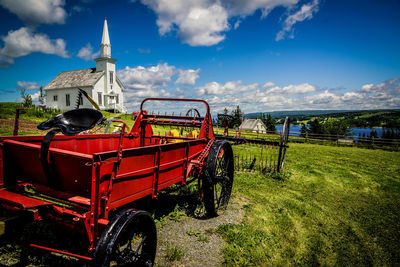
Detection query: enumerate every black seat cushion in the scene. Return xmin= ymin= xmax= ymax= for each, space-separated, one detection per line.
xmin=38 ymin=108 xmax=103 ymax=136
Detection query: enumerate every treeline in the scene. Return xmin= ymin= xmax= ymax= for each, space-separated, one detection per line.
xmin=300 ymin=118 xmax=351 ymax=137
xmin=300 ymin=117 xmax=400 ymax=141
xmin=291 ymin=110 xmax=400 ymax=129
xmin=359 ymin=129 xmax=400 ymax=139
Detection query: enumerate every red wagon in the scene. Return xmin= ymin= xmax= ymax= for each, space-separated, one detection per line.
xmin=0 ymin=98 xmax=234 ymax=266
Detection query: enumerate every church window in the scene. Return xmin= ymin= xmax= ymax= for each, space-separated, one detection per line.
xmin=110 ymin=71 xmax=114 ymax=84
xmin=98 ymin=92 xmax=102 ymax=105
xmin=66 ymin=94 xmax=70 ymax=106
xmin=53 ymin=95 xmax=58 ymax=101
xmin=116 ymin=94 xmax=119 ymax=104
xmin=78 ymin=94 xmax=83 ymax=105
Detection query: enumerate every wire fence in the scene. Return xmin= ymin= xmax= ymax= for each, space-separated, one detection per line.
xmin=217 ymin=127 xmax=400 ymax=150
xmin=232 ymin=142 xmax=280 ymax=173
xmin=288 ymin=131 xmax=400 ymax=149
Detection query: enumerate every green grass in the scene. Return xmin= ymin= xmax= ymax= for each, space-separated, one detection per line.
xmin=218 ymin=143 xmax=400 ymax=265
xmin=165 ymin=243 xmax=184 ymax=262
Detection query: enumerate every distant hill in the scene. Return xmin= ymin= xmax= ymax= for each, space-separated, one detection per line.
xmin=246 ymin=110 xmax=354 ymax=119
xmin=246 ymin=109 xmax=400 ymax=128
xmin=247 ymin=109 xmax=400 ymax=119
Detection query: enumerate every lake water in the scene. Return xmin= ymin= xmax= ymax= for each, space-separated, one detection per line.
xmin=275 ymin=125 xmax=385 ymax=137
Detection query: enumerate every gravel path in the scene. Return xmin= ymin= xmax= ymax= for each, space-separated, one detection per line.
xmin=155 ymin=197 xmax=246 ymax=266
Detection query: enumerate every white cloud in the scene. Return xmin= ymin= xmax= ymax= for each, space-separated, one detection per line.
xmin=140 ymin=0 xmax=318 ymax=46
xmin=141 ymin=0 xmax=229 ymax=46
xmin=197 ymin=80 xmax=259 ymax=95
xmin=276 ymin=0 xmax=320 ymax=41
xmin=118 ymin=63 xmax=176 ymax=90
xmin=197 ymin=80 xmax=314 ymax=96
xmin=0 ymin=27 xmax=68 ymax=67
xmin=31 ymin=91 xmax=41 ymax=102
xmin=118 ymin=63 xmax=205 ymax=107
xmin=266 ymin=83 xmax=316 ymax=94
xmin=262 ymin=81 xmax=275 ymax=88
xmin=17 ymin=81 xmax=40 ymax=90
xmin=77 ymin=43 xmax=100 ymax=61
xmin=194 ymin=78 xmax=400 ymax=113
xmin=117 ymin=63 xmax=176 ymax=111
xmin=361 ymin=83 xmax=374 ymax=92
xmin=176 ymin=68 xmax=200 ymax=85
xmin=0 ymin=0 xmax=67 ymax=25
xmin=302 ymin=79 xmax=400 ymax=110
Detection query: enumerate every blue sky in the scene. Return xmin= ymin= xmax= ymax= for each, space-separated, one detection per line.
xmin=0 ymin=0 xmax=399 ymax=113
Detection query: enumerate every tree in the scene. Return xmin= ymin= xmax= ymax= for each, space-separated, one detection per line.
xmin=218 ymin=108 xmax=230 ymax=127
xmin=309 ymin=119 xmax=323 ymax=134
xmin=323 ymin=119 xmax=350 ymax=136
xmin=300 ymin=123 xmax=309 ymax=138
xmin=369 ymin=130 xmax=378 ymax=139
xmin=231 ymin=105 xmax=242 ymax=128
xmin=264 ymin=114 xmax=276 ymax=133
xmin=19 ymin=88 xmax=32 ymax=107
xmin=39 ymin=86 xmax=45 ymax=105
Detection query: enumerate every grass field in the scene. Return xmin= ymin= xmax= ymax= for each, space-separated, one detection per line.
xmin=218 ymin=143 xmax=400 ymax=265
xmin=1 ymin=104 xmax=400 ymax=265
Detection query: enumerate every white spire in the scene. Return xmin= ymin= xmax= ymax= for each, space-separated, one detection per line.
xmin=100 ymin=17 xmax=111 ymax=58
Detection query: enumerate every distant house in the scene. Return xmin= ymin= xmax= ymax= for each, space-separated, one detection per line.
xmin=240 ymin=119 xmax=267 ymax=133
xmin=44 ymin=18 xmax=126 ymax=113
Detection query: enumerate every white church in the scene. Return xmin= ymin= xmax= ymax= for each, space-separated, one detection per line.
xmin=45 ymin=18 xmax=126 ymax=113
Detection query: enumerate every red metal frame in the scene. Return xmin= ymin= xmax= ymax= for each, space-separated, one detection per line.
xmin=0 ymin=98 xmax=215 ymax=260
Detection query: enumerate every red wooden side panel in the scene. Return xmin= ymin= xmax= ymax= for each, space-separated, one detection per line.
xmin=158 ymin=144 xmax=186 ymax=185
xmin=0 ymin=135 xmax=44 ymax=188
xmin=104 ymin=140 xmax=206 ymax=209
xmin=49 ymin=135 xmax=139 ymax=155
xmin=2 ymin=140 xmax=93 ymax=198
xmin=107 ymin=150 xmax=156 ymax=207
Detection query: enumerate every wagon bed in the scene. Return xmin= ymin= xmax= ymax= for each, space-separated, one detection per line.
xmin=0 ymin=98 xmax=234 ymax=266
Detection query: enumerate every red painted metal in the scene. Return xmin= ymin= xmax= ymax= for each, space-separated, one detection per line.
xmin=0 ymin=98 xmax=215 ymax=260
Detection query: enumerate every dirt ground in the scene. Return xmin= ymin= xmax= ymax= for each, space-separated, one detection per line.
xmin=155 ymin=197 xmax=246 ymax=266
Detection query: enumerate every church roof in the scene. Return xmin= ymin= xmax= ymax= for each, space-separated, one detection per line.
xmin=44 ymin=68 xmax=104 ymax=90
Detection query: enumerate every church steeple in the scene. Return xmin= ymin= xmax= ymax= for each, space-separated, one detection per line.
xmin=100 ymin=17 xmax=111 ymax=58
xmin=95 ymin=17 xmax=117 ymax=94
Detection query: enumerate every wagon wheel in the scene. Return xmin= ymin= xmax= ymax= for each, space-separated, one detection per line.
xmin=277 ymin=117 xmax=290 ymax=172
xmin=93 ymin=209 xmax=157 ymax=267
xmin=186 ymin=108 xmax=200 ymax=118
xmin=202 ymin=140 xmax=234 ymax=217
xmin=182 ymin=108 xmax=201 ymax=135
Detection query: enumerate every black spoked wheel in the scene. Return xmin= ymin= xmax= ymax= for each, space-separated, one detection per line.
xmin=202 ymin=140 xmax=234 ymax=217
xmin=93 ymin=209 xmax=157 ymax=267
xmin=182 ymin=108 xmax=201 ymax=135
xmin=277 ymin=117 xmax=290 ymax=172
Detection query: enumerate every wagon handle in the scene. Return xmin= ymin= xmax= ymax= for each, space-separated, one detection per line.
xmin=112 ymin=120 xmax=126 ymax=162
xmin=140 ymin=98 xmax=210 ymax=115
